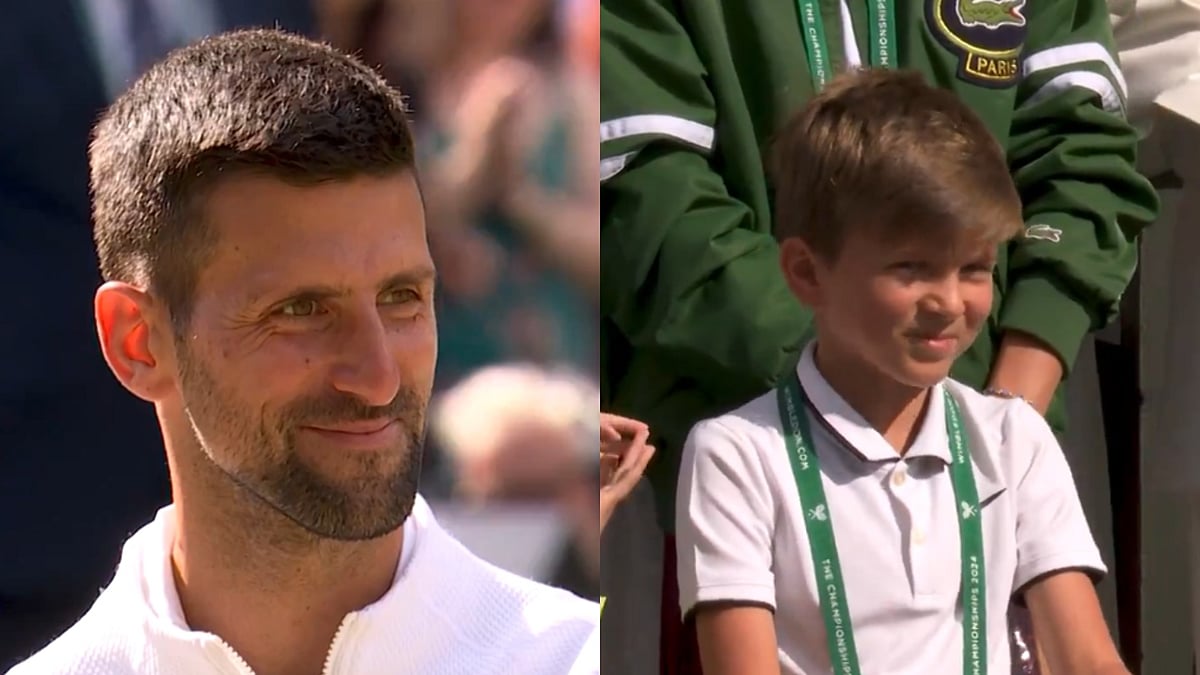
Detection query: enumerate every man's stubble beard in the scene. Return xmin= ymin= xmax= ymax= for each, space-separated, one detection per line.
xmin=175 ymin=342 xmax=426 ymax=542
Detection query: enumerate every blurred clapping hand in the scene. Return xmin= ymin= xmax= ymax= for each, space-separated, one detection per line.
xmin=600 ymin=413 xmax=656 ymax=533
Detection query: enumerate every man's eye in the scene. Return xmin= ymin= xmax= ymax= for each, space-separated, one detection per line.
xmin=379 ymin=288 xmax=420 ymax=305
xmin=278 ymin=299 xmax=321 ymax=317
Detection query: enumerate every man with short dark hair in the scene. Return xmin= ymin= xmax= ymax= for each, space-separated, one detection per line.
xmin=8 ymin=29 xmax=598 ymax=675
xmin=0 ymin=3 xmax=315 ymax=666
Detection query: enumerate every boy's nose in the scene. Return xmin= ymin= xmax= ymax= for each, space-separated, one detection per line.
xmin=920 ymin=279 xmax=965 ymax=317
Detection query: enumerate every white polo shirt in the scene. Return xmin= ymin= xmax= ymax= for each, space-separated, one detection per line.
xmin=676 ymin=343 xmax=1105 ymax=675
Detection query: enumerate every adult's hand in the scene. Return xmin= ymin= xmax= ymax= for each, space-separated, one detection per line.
xmin=600 ymin=413 xmax=655 ymax=533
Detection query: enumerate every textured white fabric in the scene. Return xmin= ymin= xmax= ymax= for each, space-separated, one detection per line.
xmin=7 ymin=496 xmax=599 ymax=675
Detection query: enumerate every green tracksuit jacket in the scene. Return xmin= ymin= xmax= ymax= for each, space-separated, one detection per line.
xmin=600 ymin=0 xmax=1160 ymax=529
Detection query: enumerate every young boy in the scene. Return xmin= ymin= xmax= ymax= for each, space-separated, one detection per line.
xmin=675 ymin=69 xmax=1127 ymax=675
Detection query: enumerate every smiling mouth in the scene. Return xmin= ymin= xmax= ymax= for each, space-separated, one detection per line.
xmin=303 ymin=418 xmax=396 ymax=435
xmin=910 ymin=334 xmax=956 ymax=342
xmin=905 ymin=333 xmax=961 ymax=354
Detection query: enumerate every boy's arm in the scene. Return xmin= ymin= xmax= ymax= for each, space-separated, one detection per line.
xmin=1024 ymin=571 xmax=1129 ymax=675
xmin=601 ymin=0 xmax=810 ymax=403
xmin=995 ymin=0 xmax=1159 ymax=403
xmin=1007 ymin=401 xmax=1119 ymax=672
xmin=676 ymin=418 xmax=780 ymax=672
xmin=695 ymin=606 xmax=782 ymax=675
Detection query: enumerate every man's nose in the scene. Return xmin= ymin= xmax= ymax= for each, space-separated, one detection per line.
xmin=329 ymin=308 xmax=401 ymax=408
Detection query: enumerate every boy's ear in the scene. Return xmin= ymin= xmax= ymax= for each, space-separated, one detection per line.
xmin=779 ymin=237 xmax=825 ymax=308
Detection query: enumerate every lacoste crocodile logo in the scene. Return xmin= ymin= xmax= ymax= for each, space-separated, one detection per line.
xmin=1024 ymin=224 xmax=1063 ymax=243
xmin=956 ymin=0 xmax=1026 ymax=29
xmin=928 ymin=0 xmax=1027 ymax=88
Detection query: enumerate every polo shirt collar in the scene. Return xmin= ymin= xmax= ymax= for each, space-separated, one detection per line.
xmin=794 ymin=342 xmax=1006 ymax=501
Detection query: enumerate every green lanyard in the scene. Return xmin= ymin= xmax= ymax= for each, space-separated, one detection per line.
xmin=776 ymin=375 xmax=987 ymax=674
xmin=795 ymin=0 xmax=896 ymax=89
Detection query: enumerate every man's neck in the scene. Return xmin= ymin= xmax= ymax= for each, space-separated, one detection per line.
xmin=812 ymin=342 xmax=931 ymax=455
xmin=169 ymin=485 xmax=403 ymax=675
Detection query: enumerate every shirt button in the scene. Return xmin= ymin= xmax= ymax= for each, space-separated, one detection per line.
xmin=913 ymin=528 xmax=926 ymax=545
xmin=892 ymin=468 xmax=907 ymax=487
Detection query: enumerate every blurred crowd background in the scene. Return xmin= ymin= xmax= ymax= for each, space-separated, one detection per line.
xmin=0 ymin=0 xmax=600 ymax=666
xmin=320 ymin=0 xmax=602 ymax=600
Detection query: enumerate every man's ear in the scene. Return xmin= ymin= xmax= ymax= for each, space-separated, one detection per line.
xmin=779 ymin=236 xmax=826 ymax=309
xmin=95 ymin=282 xmax=176 ymax=402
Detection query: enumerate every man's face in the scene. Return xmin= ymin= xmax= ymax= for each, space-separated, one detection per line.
xmin=172 ymin=171 xmax=436 ymax=541
xmin=812 ymin=228 xmax=996 ymax=388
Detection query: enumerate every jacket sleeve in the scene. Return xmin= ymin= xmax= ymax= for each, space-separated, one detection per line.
xmin=1001 ymin=0 xmax=1160 ymax=374
xmin=600 ymin=0 xmax=809 ymax=405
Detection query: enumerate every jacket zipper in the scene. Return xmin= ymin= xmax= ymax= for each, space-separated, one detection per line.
xmin=211 ymin=614 xmax=358 ymax=675
xmin=215 ymin=638 xmax=257 ymax=675
xmin=321 ymin=614 xmax=359 ymax=675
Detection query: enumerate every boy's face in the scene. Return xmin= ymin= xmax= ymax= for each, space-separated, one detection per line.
xmin=783 ymin=227 xmax=997 ymax=388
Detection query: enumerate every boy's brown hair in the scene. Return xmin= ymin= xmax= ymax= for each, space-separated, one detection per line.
xmin=768 ymin=68 xmax=1022 ymax=257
